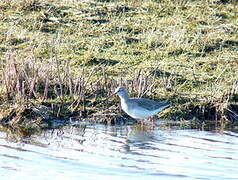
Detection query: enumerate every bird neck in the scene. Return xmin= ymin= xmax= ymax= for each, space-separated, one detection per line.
xmin=119 ymin=93 xmax=129 ymax=102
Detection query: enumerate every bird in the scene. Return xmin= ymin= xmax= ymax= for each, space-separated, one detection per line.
xmin=113 ymin=87 xmax=171 ymax=127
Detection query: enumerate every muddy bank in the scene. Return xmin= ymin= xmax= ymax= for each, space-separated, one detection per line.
xmin=0 ymin=100 xmax=137 ymax=135
xmin=0 ymin=89 xmax=237 ymax=137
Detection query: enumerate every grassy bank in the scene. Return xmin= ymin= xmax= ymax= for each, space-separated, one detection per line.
xmin=0 ymin=0 xmax=237 ymax=133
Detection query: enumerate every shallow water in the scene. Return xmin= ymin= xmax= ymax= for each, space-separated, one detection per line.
xmin=0 ymin=123 xmax=238 ymax=180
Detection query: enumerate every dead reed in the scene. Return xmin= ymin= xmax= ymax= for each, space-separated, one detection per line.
xmin=0 ymin=50 xmax=237 ymax=136
xmin=1 ymin=50 xmax=237 ymax=125
xmin=0 ymin=50 xmax=166 ymax=117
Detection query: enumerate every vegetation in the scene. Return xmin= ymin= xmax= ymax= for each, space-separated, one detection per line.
xmin=0 ymin=0 xmax=237 ymax=133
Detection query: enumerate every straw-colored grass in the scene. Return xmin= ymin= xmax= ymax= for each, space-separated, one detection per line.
xmin=0 ymin=0 xmax=237 ymax=131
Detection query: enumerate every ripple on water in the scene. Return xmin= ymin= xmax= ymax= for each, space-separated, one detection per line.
xmin=0 ymin=125 xmax=238 ymax=180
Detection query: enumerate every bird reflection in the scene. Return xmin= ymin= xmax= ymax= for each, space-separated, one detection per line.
xmin=103 ymin=124 xmax=165 ymax=154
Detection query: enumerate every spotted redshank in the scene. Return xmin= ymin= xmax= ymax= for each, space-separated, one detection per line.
xmin=113 ymin=87 xmax=171 ymax=127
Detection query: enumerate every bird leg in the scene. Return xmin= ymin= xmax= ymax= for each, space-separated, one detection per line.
xmin=141 ymin=119 xmax=144 ymax=128
xmin=149 ymin=116 xmax=155 ymax=129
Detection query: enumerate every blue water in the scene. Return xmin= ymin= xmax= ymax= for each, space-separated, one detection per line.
xmin=0 ymin=123 xmax=238 ymax=180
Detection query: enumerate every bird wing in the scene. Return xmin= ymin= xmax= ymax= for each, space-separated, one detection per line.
xmin=132 ymin=98 xmax=170 ymax=111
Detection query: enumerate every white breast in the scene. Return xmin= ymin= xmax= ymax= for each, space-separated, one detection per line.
xmin=121 ymin=99 xmax=157 ymax=119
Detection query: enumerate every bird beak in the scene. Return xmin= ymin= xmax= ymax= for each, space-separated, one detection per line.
xmin=110 ymin=92 xmax=116 ymax=97
xmin=110 ymin=90 xmax=118 ymax=97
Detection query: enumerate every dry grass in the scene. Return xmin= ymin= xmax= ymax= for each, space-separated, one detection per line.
xmin=0 ymin=0 xmax=237 ymax=131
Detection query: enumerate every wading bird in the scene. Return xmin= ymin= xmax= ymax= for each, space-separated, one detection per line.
xmin=113 ymin=87 xmax=171 ymax=128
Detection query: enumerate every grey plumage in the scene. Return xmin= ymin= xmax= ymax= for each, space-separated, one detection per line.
xmin=114 ymin=87 xmax=171 ymax=120
xmin=130 ymin=98 xmax=170 ymax=111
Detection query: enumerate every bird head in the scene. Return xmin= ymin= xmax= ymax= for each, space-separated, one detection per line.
xmin=113 ymin=87 xmax=128 ymax=98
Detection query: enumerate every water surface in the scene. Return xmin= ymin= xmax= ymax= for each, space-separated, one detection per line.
xmin=0 ymin=123 xmax=238 ymax=180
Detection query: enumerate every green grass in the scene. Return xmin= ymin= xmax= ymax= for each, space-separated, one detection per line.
xmin=0 ymin=0 xmax=237 ymax=131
